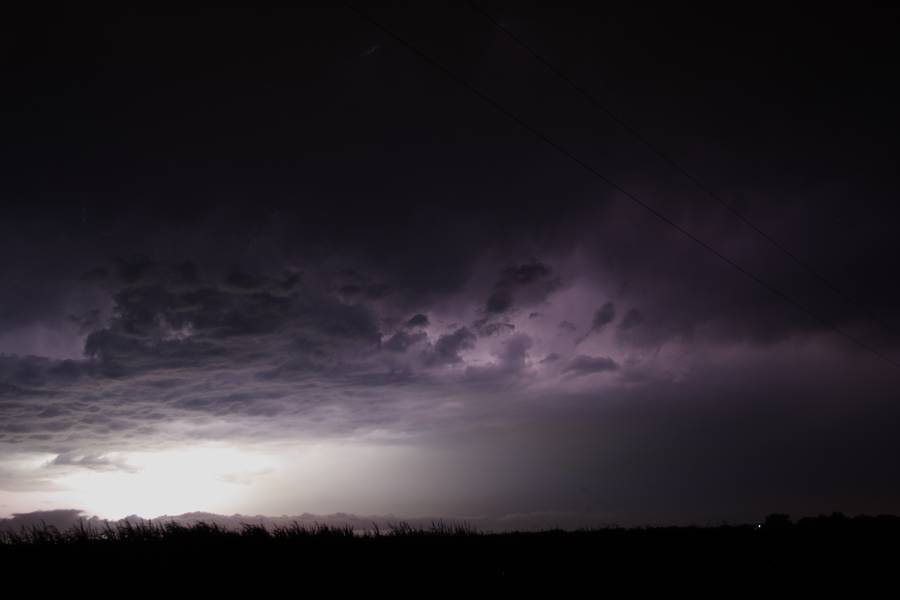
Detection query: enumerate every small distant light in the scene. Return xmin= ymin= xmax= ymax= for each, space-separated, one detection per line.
xmin=756 ymin=524 xmax=762 ymax=529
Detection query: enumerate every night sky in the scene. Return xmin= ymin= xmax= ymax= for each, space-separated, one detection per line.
xmin=2 ymin=3 xmax=900 ymax=526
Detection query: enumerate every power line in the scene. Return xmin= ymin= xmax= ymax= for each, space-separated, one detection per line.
xmin=343 ymin=3 xmax=900 ymax=371
xmin=467 ymin=0 xmax=900 ymax=342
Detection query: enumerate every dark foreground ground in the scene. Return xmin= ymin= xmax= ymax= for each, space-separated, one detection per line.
xmin=3 ymin=513 xmax=898 ymax=590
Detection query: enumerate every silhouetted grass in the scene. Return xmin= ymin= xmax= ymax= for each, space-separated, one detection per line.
xmin=2 ymin=513 xmax=898 ymax=588
xmin=0 ymin=518 xmax=483 ymax=546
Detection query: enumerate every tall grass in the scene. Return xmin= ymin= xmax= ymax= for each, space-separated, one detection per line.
xmin=0 ymin=518 xmax=481 ymax=546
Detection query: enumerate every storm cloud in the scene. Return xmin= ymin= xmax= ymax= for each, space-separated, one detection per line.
xmin=1 ymin=3 xmax=900 ymax=525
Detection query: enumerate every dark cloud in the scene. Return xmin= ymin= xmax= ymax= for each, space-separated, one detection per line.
xmin=485 ymin=288 xmax=513 ymax=314
xmin=170 ymin=261 xmax=200 ymax=287
xmin=405 ymin=314 xmax=429 ymax=328
xmin=620 ymin=308 xmax=643 ymax=331
xmin=425 ymin=328 xmax=476 ymax=367
xmin=558 ymin=321 xmax=577 ymax=333
xmin=498 ymin=261 xmax=552 ymax=287
xmin=0 ymin=355 xmax=92 ymax=390
xmin=48 ymin=452 xmax=137 ymax=473
xmin=338 ymin=284 xmax=363 ymax=296
xmin=592 ymin=303 xmax=616 ymax=331
xmin=0 ymin=264 xmax=405 ymax=448
xmin=79 ymin=267 xmax=108 ymax=283
xmin=224 ymin=267 xmax=266 ymax=291
xmin=68 ymin=308 xmax=103 ymax=334
xmin=485 ymin=261 xmax=558 ymax=316
xmin=575 ymin=303 xmax=616 ymax=345
xmin=337 ymin=279 xmax=391 ymax=301
xmin=565 ymin=355 xmax=619 ymax=377
xmin=464 ymin=334 xmax=533 ymax=382
xmin=383 ymin=330 xmax=427 ymax=353
xmin=499 ymin=334 xmax=533 ymax=370
xmin=474 ymin=321 xmax=516 ymax=337
xmin=115 ymin=255 xmax=155 ymax=285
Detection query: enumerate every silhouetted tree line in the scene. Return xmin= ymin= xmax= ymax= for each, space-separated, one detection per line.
xmin=761 ymin=511 xmax=900 ymax=532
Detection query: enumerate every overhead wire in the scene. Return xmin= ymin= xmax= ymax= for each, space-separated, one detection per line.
xmin=344 ymin=3 xmax=900 ymax=371
xmin=467 ymin=1 xmax=900 ymax=342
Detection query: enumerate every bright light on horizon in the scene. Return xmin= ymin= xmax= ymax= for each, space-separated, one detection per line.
xmin=0 ymin=439 xmax=441 ymax=521
xmin=48 ymin=444 xmax=278 ymax=520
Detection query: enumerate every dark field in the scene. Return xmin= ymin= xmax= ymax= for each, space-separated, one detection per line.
xmin=3 ymin=513 xmax=898 ymax=588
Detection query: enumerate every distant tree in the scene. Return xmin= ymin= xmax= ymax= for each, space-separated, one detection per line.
xmin=764 ymin=513 xmax=793 ymax=529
